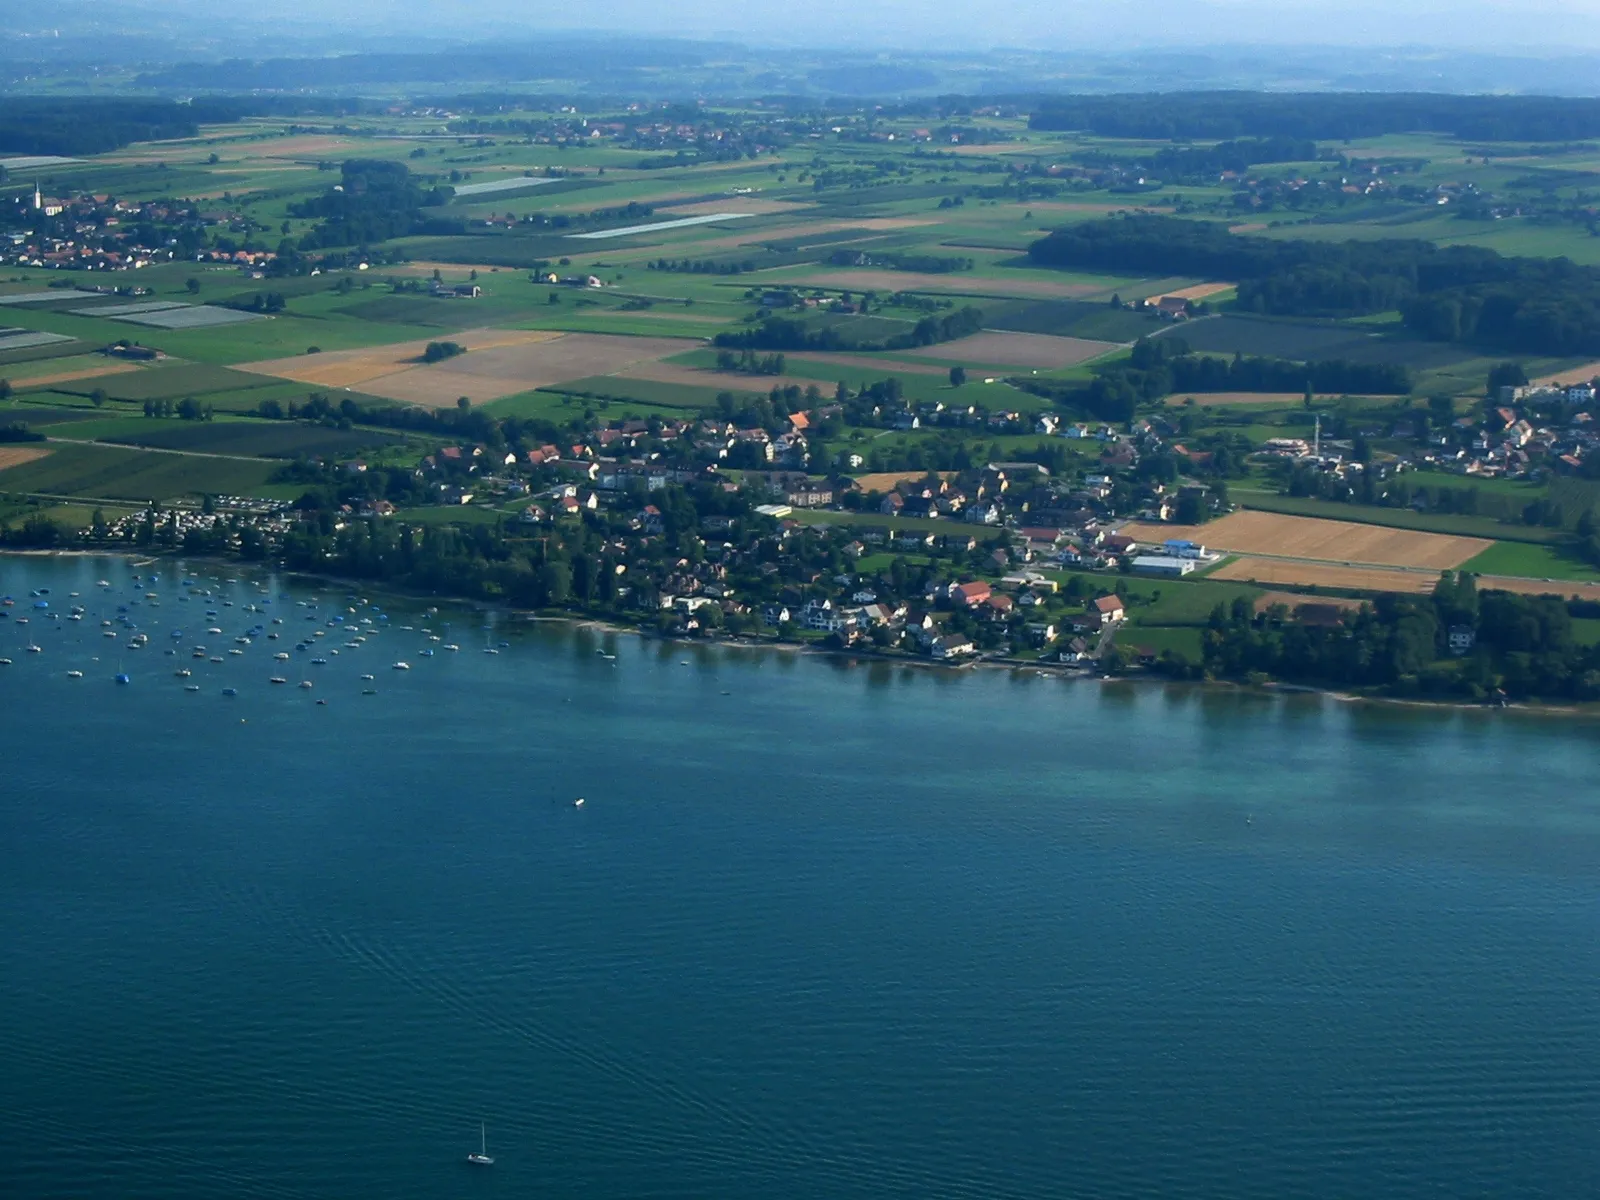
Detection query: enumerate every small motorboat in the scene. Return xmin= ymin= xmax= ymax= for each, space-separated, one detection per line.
xmin=115 ymin=673 xmax=131 ymax=685
xmin=299 ymin=681 xmax=313 ymax=689
xmin=222 ymin=687 xmax=238 ymax=697
xmin=270 ymin=677 xmax=288 ymax=685
xmin=359 ymin=674 xmax=374 ymax=681
xmin=574 ymin=797 xmax=585 ymax=808
xmin=392 ymin=662 xmax=410 ymax=671
xmin=66 ymin=670 xmax=83 ymax=679
xmin=176 ymin=669 xmax=191 ymax=678
xmin=184 ymin=685 xmax=200 ymax=693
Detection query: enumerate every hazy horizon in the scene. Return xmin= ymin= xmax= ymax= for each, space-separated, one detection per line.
xmin=21 ymin=0 xmax=1600 ymax=54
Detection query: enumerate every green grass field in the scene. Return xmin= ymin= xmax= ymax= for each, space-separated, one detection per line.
xmin=1238 ymin=491 xmax=1565 ymax=543
xmin=1460 ymin=541 xmax=1600 ymax=582
xmin=47 ymin=416 xmax=407 ymax=460
xmin=0 ymin=441 xmax=278 ymax=501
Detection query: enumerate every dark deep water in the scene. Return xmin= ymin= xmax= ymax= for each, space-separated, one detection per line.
xmin=1 ymin=554 xmax=1597 ymax=1198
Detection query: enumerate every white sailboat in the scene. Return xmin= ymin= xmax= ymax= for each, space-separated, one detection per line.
xmin=466 ymin=1122 xmax=494 ymax=1166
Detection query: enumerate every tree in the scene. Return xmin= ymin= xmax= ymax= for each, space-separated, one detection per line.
xmin=0 ymin=379 xmax=10 ymax=402
xmin=185 ymin=277 xmax=201 ymax=294
xmin=1486 ymin=361 xmax=1529 ymax=394
xmin=457 ymin=396 xmax=471 ymax=410
xmin=90 ymin=388 xmax=107 ymax=408
xmin=949 ymin=365 xmax=967 ymax=388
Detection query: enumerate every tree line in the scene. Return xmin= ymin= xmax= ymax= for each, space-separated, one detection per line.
xmin=288 ymin=160 xmax=450 ymax=250
xmin=713 ymin=307 xmax=983 ymax=353
xmin=1014 ymin=334 xmax=1409 ymax=422
xmin=1028 ymin=92 xmax=1600 ymax=143
xmin=1029 ymin=216 xmax=1600 ymax=356
xmin=1189 ymin=572 xmax=1600 ymax=703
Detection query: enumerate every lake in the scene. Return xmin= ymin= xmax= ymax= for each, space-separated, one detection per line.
xmin=1 ymin=553 xmax=1597 ymax=1198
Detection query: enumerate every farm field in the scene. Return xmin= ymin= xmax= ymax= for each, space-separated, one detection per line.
xmin=1237 ymin=491 xmax=1564 ymax=543
xmin=611 ymin=361 xmax=841 ymax=396
xmin=0 ymin=446 xmax=52 ymax=472
xmin=42 ymin=362 xmax=285 ymax=403
xmin=898 ymin=331 xmax=1117 ymax=369
xmin=235 ymin=327 xmax=569 ymax=390
xmin=49 ymin=418 xmax=406 ymax=460
xmin=1207 ymin=556 xmax=1440 ymax=595
xmin=792 ymin=270 xmax=1107 ymax=299
xmin=1529 ymin=360 xmax=1600 ymax=387
xmin=1125 ymin=510 xmax=1491 ymax=570
xmin=1169 ymin=391 xmax=1377 ymax=407
xmin=0 ymin=441 xmax=277 ymax=500
xmin=1460 ymin=540 xmax=1600 ymax=582
xmin=236 ymin=328 xmax=702 ymax=406
xmin=5 ymin=354 xmax=140 ymax=388
xmin=1478 ymin=576 xmax=1600 ymax=601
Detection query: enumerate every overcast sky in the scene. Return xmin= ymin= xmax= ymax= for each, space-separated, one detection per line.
xmin=284 ymin=0 xmax=1600 ymax=51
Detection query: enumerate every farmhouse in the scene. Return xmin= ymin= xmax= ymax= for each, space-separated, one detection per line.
xmin=1091 ymin=595 xmax=1125 ymax=624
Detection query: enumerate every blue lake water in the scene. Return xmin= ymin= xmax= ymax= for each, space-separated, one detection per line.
xmin=1 ymin=553 xmax=1598 ymax=1199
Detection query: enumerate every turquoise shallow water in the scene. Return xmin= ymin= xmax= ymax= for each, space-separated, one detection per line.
xmin=1 ymin=554 xmax=1598 ymax=1199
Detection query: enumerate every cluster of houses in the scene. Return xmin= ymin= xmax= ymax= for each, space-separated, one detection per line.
xmin=749 ymin=580 xmax=1127 ymax=664
xmin=1265 ymin=381 xmax=1600 ymax=483
xmin=0 ymin=187 xmax=217 ymax=272
xmin=1475 ymin=384 xmax=1600 ymax=477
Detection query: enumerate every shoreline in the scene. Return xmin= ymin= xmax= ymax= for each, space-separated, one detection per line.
xmin=5 ymin=546 xmax=1596 ymax=720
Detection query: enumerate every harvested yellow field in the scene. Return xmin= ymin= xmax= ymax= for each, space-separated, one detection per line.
xmin=236 ymin=328 xmax=565 ymax=390
xmin=0 ymin=446 xmax=51 ymax=473
xmin=852 ymin=471 xmax=955 ymax=492
xmin=1529 ymin=361 xmax=1600 ymax=387
xmin=1209 ymin=557 xmax=1439 ymax=594
xmin=1161 ymin=282 xmax=1236 ymax=302
xmin=369 ymin=334 xmax=699 ymax=407
xmin=1124 ymin=510 xmax=1490 ymax=570
xmin=9 ymin=358 xmax=140 ymax=388
xmin=1479 ymin=576 xmax=1600 ymax=601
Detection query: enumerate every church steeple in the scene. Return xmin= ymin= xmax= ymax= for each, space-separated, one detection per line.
xmin=32 ymin=181 xmax=41 ymax=211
